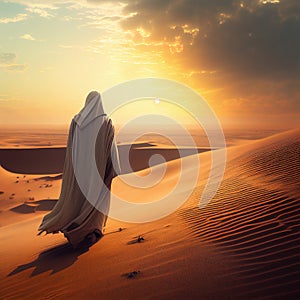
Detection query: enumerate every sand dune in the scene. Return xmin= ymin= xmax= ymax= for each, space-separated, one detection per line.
xmin=0 ymin=147 xmax=66 ymax=174
xmin=179 ymin=128 xmax=300 ymax=299
xmin=0 ymin=128 xmax=299 ymax=299
xmin=0 ymin=143 xmax=209 ymax=174
xmin=0 ymin=166 xmax=61 ymax=212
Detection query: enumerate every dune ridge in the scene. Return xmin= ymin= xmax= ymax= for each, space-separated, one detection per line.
xmin=179 ymin=128 xmax=300 ymax=299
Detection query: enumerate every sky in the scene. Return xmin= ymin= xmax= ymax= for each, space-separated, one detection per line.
xmin=0 ymin=0 xmax=299 ymax=129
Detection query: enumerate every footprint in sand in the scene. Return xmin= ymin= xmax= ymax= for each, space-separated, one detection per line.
xmin=123 ymin=270 xmax=141 ymax=279
xmin=137 ymin=235 xmax=144 ymax=243
xmin=127 ymin=235 xmax=145 ymax=245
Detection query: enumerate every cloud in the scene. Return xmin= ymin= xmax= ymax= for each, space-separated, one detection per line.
xmin=26 ymin=7 xmax=54 ymax=18
xmin=5 ymin=0 xmax=58 ymax=9
xmin=0 ymin=13 xmax=27 ymax=24
xmin=20 ymin=34 xmax=36 ymax=41
xmin=4 ymin=64 xmax=28 ymax=71
xmin=121 ymin=0 xmax=300 ymax=77
xmin=0 ymin=94 xmax=12 ymax=102
xmin=0 ymin=52 xmax=28 ymax=72
xmin=58 ymin=44 xmax=74 ymax=49
xmin=0 ymin=53 xmax=16 ymax=64
xmin=5 ymin=0 xmax=121 ymax=10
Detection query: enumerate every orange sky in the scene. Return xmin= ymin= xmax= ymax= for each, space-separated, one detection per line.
xmin=0 ymin=0 xmax=299 ymax=129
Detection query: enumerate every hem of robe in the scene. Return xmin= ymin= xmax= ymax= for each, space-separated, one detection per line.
xmin=62 ymin=208 xmax=107 ymax=247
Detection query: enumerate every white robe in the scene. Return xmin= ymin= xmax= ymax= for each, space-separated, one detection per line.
xmin=38 ymin=92 xmax=120 ymax=247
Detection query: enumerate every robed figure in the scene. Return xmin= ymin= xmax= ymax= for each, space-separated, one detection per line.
xmin=38 ymin=91 xmax=120 ymax=247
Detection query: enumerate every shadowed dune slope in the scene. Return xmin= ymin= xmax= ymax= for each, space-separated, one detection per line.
xmin=0 ymin=144 xmax=208 ymax=174
xmin=179 ymin=128 xmax=300 ymax=299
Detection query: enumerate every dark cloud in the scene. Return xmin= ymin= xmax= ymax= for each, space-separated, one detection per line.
xmin=186 ymin=2 xmax=300 ymax=79
xmin=122 ymin=0 xmax=300 ymax=79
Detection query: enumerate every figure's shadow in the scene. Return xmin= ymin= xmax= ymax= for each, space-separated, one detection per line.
xmin=8 ymin=242 xmax=89 ymax=277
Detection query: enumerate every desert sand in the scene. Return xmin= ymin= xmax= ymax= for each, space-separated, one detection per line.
xmin=0 ymin=128 xmax=299 ymax=299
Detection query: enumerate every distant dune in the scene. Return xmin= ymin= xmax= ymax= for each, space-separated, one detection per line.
xmin=0 ymin=143 xmax=209 ymax=174
xmin=0 ymin=128 xmax=299 ymax=299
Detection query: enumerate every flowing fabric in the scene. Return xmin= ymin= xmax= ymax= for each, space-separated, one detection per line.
xmin=38 ymin=92 xmax=120 ymax=247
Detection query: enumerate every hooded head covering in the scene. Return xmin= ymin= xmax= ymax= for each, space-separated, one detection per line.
xmin=73 ymin=91 xmax=106 ymax=129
